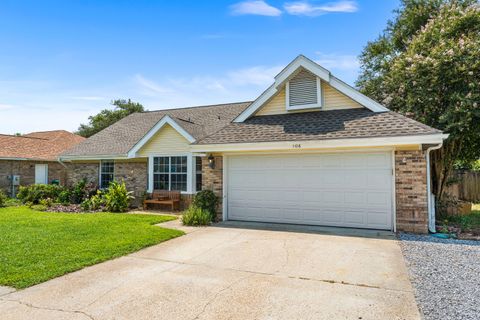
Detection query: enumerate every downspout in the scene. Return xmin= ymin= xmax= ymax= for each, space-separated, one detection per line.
xmin=426 ymin=143 xmax=443 ymax=233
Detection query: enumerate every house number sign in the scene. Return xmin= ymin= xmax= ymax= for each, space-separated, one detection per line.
xmin=292 ymin=144 xmax=302 ymax=148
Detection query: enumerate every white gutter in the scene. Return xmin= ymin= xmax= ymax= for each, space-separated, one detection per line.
xmin=426 ymin=143 xmax=444 ymax=233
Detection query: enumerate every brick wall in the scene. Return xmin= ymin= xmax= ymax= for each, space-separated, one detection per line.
xmin=65 ymin=161 xmax=148 ymax=207
xmin=65 ymin=162 xmax=100 ymax=187
xmin=0 ymin=160 xmax=67 ymax=196
xmin=395 ymin=150 xmax=428 ymax=233
xmin=114 ymin=161 xmax=148 ymax=205
xmin=202 ymin=156 xmax=223 ymax=220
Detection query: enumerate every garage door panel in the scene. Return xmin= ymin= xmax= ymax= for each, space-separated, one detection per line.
xmin=345 ymin=171 xmax=367 ymax=188
xmin=342 ymin=153 xmax=367 ymax=168
xmin=322 ymin=209 xmax=344 ymax=224
xmin=366 ymin=192 xmax=391 ymax=206
xmin=367 ymin=210 xmax=391 ymax=227
xmin=367 ymin=171 xmax=391 ymax=189
xmin=227 ymin=152 xmax=393 ymax=230
xmin=366 ymin=153 xmax=391 ymax=167
xmin=343 ymin=210 xmax=366 ymax=224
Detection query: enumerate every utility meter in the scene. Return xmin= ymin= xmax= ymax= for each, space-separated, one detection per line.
xmin=11 ymin=175 xmax=20 ymax=186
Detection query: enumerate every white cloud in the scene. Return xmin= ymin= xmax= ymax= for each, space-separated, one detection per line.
xmin=314 ymin=52 xmax=359 ymax=70
xmin=284 ymin=0 xmax=358 ymax=16
xmin=0 ymin=103 xmax=16 ymax=110
xmin=134 ymin=74 xmax=174 ymax=95
xmin=230 ymin=0 xmax=282 ymax=16
xmin=228 ymin=65 xmax=282 ymax=86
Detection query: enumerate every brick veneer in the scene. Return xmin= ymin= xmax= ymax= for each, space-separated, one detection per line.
xmin=65 ymin=160 xmax=194 ymax=209
xmin=0 ymin=160 xmax=66 ymax=195
xmin=201 ymin=156 xmax=223 ymax=220
xmin=395 ymin=150 xmax=428 ymax=233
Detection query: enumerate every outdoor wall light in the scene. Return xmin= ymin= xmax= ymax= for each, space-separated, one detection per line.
xmin=208 ymin=155 xmax=215 ymax=169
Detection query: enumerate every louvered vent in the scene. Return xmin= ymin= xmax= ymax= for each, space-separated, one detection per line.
xmin=288 ymin=69 xmax=318 ymax=107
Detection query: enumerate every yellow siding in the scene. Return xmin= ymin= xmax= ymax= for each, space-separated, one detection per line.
xmin=256 ymin=88 xmax=287 ymax=116
xmin=323 ymin=83 xmax=363 ymax=110
xmin=255 ymin=81 xmax=362 ymax=116
xmin=137 ymin=124 xmax=191 ymax=156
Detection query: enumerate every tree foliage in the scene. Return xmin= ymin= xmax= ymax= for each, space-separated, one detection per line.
xmin=357 ymin=0 xmax=480 ymax=200
xmin=77 ymin=99 xmax=145 ymax=137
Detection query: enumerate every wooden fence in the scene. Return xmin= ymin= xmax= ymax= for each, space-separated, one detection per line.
xmin=445 ymin=171 xmax=480 ymax=203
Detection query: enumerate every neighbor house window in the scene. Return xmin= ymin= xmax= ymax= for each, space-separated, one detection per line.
xmin=195 ymin=157 xmax=202 ymax=191
xmin=100 ymin=160 xmax=114 ymax=189
xmin=153 ymin=156 xmax=187 ymax=191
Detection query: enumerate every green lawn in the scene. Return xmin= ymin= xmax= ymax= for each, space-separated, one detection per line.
xmin=0 ymin=207 xmax=184 ymax=289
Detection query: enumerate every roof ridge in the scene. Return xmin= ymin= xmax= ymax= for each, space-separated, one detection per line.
xmin=140 ymin=101 xmax=253 ymax=114
xmin=0 ymin=134 xmax=48 ymax=140
xmin=27 ymin=129 xmax=72 ymax=134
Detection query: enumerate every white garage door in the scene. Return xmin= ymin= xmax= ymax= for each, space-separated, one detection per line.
xmin=226 ymin=152 xmax=393 ymax=230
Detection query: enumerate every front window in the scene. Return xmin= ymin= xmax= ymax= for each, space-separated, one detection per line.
xmin=100 ymin=160 xmax=114 ymax=189
xmin=153 ymin=156 xmax=187 ymax=191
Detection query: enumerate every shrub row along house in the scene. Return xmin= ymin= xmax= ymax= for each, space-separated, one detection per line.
xmin=60 ymin=55 xmax=447 ymax=233
xmin=0 ymin=130 xmax=85 ymax=196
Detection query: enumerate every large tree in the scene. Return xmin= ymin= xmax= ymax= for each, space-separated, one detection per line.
xmin=356 ymin=0 xmax=480 ymax=201
xmin=77 ymin=99 xmax=145 ymax=138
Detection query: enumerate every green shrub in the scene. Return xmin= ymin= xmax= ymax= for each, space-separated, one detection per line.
xmin=192 ymin=190 xmax=219 ymax=221
xmin=182 ymin=205 xmax=211 ymax=226
xmin=57 ymin=190 xmax=72 ymax=204
xmin=17 ymin=184 xmax=64 ymax=204
xmin=30 ymin=204 xmax=47 ymax=212
xmin=70 ymin=180 xmax=87 ymax=204
xmin=39 ymin=198 xmax=53 ymax=207
xmin=4 ymin=198 xmax=21 ymax=207
xmin=81 ymin=190 xmax=105 ymax=211
xmin=104 ymin=181 xmax=133 ymax=212
xmin=0 ymin=190 xmax=7 ymax=207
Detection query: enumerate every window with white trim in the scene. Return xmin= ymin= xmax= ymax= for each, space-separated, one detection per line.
xmin=286 ymin=69 xmax=322 ymax=110
xmin=100 ymin=160 xmax=114 ymax=189
xmin=153 ymin=156 xmax=187 ymax=191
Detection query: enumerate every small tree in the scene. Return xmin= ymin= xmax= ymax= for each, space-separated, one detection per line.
xmin=357 ymin=0 xmax=480 ymax=201
xmin=77 ymin=99 xmax=145 ymax=137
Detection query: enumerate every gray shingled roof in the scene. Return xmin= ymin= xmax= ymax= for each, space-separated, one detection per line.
xmin=196 ymin=108 xmax=441 ymax=145
xmin=62 ymin=102 xmax=252 ymax=156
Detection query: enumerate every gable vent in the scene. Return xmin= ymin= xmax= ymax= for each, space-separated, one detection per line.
xmin=287 ymin=69 xmax=321 ymax=110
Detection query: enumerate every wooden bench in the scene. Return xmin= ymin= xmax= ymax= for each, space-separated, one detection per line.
xmin=143 ymin=190 xmax=181 ymax=211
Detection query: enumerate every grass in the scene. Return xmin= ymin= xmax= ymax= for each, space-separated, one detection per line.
xmin=0 ymin=206 xmax=184 ymax=289
xmin=444 ymin=203 xmax=480 ymax=233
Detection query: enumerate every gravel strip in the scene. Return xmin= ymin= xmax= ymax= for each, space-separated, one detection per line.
xmin=399 ymin=233 xmax=480 ymax=320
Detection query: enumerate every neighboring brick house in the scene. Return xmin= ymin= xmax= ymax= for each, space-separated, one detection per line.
xmin=0 ymin=130 xmax=85 ymax=196
xmin=61 ymin=55 xmax=447 ymax=233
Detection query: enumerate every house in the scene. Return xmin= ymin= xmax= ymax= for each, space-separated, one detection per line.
xmin=0 ymin=130 xmax=85 ymax=196
xmin=60 ymin=55 xmax=447 ymax=233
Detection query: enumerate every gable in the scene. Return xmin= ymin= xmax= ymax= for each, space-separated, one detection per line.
xmin=137 ymin=124 xmax=191 ymax=156
xmin=256 ymin=81 xmax=363 ymax=116
xmin=235 ymin=55 xmax=388 ymax=122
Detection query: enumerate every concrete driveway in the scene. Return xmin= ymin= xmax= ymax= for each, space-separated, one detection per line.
xmin=0 ymin=222 xmax=420 ymax=320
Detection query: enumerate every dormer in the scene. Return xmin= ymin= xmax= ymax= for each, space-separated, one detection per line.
xmin=234 ymin=55 xmax=388 ymax=122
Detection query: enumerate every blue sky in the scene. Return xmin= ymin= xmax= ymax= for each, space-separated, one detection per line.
xmin=0 ymin=0 xmax=399 ymax=134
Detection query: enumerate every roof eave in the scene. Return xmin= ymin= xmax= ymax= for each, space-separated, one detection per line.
xmin=192 ymin=133 xmax=448 ymax=153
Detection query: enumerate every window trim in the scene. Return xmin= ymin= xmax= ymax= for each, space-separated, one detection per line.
xmin=286 ymin=76 xmax=323 ymax=111
xmin=99 ymin=160 xmax=115 ymax=189
xmin=148 ymin=153 xmax=194 ymax=194
xmin=152 ymin=156 xmax=188 ymax=192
